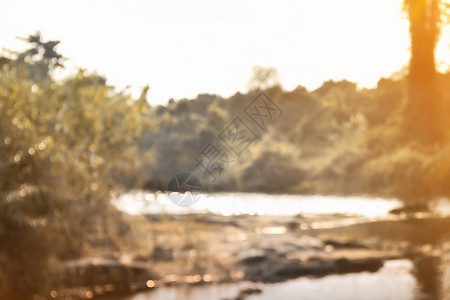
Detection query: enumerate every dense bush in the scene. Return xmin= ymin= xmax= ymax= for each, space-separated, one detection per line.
xmin=0 ymin=33 xmax=150 ymax=299
xmin=138 ymin=72 xmax=450 ymax=202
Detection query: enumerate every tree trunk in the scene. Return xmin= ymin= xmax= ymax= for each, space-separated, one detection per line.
xmin=404 ymin=0 xmax=445 ymax=143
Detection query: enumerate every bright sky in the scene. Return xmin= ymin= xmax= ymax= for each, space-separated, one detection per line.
xmin=0 ymin=0 xmax=449 ymax=104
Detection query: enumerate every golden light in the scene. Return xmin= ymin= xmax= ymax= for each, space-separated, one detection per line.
xmin=146 ymin=280 xmax=156 ymax=288
xmin=0 ymin=0 xmax=438 ymax=104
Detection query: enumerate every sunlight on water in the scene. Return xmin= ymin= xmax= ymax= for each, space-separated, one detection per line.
xmin=431 ymin=199 xmax=450 ymax=216
xmin=114 ymin=192 xmax=403 ymax=217
xmin=117 ymin=260 xmax=415 ymax=300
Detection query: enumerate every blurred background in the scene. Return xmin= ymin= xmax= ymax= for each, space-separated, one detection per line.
xmin=1 ymin=1 xmax=450 ymax=299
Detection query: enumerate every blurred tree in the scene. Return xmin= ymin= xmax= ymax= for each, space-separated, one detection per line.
xmin=138 ymin=84 xmax=150 ymax=104
xmin=403 ymin=0 xmax=450 ymax=142
xmin=247 ymin=66 xmax=280 ymax=91
xmin=0 ymin=34 xmax=150 ymax=299
xmin=13 ymin=31 xmax=65 ymax=83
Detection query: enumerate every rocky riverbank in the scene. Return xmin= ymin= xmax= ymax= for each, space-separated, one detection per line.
xmin=46 ymin=210 xmax=450 ymax=299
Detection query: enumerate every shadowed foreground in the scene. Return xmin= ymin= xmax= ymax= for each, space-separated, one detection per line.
xmin=47 ymin=201 xmax=450 ymax=300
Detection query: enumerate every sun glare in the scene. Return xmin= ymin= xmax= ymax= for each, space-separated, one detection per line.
xmin=0 ymin=0 xmax=448 ymax=103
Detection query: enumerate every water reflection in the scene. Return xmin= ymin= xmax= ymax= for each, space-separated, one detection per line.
xmin=413 ymin=255 xmax=442 ymax=300
xmin=114 ymin=260 xmax=416 ymax=300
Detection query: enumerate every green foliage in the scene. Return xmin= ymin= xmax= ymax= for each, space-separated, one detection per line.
xmin=139 ymin=73 xmax=450 ymax=202
xmin=0 ymin=34 xmax=150 ymax=299
xmin=239 ymin=137 xmax=305 ymax=193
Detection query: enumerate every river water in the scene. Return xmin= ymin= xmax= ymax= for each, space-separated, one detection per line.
xmin=110 ymin=192 xmax=450 ymax=300
xmin=113 ymin=260 xmax=415 ymax=300
xmin=114 ymin=192 xmax=404 ymax=217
